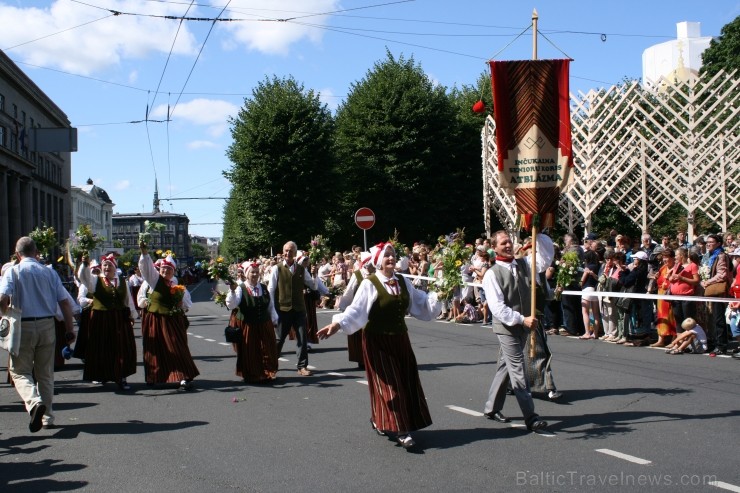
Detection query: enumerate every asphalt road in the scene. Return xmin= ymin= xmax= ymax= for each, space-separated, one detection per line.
xmin=1 ymin=280 xmax=738 ymax=492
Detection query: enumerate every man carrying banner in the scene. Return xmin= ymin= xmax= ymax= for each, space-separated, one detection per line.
xmin=482 ymin=231 xmax=552 ymax=432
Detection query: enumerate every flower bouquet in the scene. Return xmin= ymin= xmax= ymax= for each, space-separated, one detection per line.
xmin=208 ymin=256 xmax=233 ymax=284
xmin=308 ymin=235 xmax=332 ymax=265
xmin=68 ymin=223 xmax=105 ymax=260
xmin=169 ymin=284 xmax=186 ymax=316
xmin=29 ymin=225 xmax=58 ymax=260
xmin=554 ymin=251 xmax=582 ymax=300
xmin=432 ymin=228 xmax=473 ymax=300
xmin=212 ymin=289 xmax=227 ymax=308
xmin=138 ymin=220 xmax=166 ymax=246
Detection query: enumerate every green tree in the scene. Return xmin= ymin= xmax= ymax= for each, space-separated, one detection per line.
xmin=334 ymin=51 xmax=483 ymax=246
xmin=701 ymin=15 xmax=740 ymax=77
xmin=224 ymin=76 xmax=336 ymax=257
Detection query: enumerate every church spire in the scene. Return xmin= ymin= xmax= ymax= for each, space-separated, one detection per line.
xmin=153 ymin=178 xmax=160 ymax=213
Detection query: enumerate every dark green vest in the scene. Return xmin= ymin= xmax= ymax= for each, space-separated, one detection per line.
xmin=91 ymin=276 xmax=127 ymax=311
xmin=147 ymin=277 xmax=177 ymax=315
xmin=277 ymin=263 xmax=307 ymax=312
xmin=364 ymin=274 xmax=409 ymax=336
xmin=237 ymin=283 xmax=271 ymax=324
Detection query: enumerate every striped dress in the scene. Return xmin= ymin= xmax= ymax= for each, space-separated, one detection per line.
xmin=333 ymin=273 xmax=441 ymax=434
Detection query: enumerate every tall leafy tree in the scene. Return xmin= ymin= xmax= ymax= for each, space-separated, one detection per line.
xmin=701 ymin=15 xmax=740 ymax=77
xmin=334 ymin=50 xmax=482 ymax=246
xmin=224 ymin=76 xmax=336 ymax=257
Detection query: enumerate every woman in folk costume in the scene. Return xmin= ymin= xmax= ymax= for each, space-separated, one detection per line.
xmin=225 ymin=262 xmax=279 ymax=383
xmin=318 ymin=242 xmax=442 ymax=450
xmin=77 ymin=254 xmax=138 ymax=390
xmin=337 ymin=251 xmax=375 ymax=369
xmin=138 ymin=244 xmax=199 ymax=390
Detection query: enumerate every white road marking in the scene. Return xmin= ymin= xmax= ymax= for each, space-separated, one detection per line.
xmin=327 ymin=372 xmax=345 ymax=377
xmin=595 ymin=449 xmax=651 ymax=465
xmin=445 ymin=405 xmax=483 ymax=417
xmin=710 ymin=481 xmax=740 ymax=492
xmin=357 ymin=380 xmax=368 ymax=385
xmin=204 ymin=339 xmax=215 ymax=342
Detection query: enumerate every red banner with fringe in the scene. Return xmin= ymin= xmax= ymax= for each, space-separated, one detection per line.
xmin=489 ymin=59 xmax=573 ymax=228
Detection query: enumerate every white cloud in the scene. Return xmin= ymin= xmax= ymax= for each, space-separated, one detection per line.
xmin=151 ymin=98 xmax=239 ymax=137
xmin=0 ymin=1 xmax=199 ymax=75
xmin=187 ymin=140 xmax=218 ymax=150
xmin=218 ymin=0 xmax=340 ymax=55
xmin=114 ymin=180 xmax=131 ymax=190
xmin=318 ymin=87 xmax=340 ymax=112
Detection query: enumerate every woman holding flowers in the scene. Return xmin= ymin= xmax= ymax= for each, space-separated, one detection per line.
xmin=138 ymin=243 xmax=199 ymax=390
xmin=78 ymin=254 xmax=138 ymax=390
xmin=318 ymin=242 xmax=441 ymax=450
xmin=225 ymin=262 xmax=279 ymax=383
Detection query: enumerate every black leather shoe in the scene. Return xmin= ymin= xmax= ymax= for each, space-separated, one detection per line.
xmin=484 ymin=411 xmax=510 ymax=423
xmin=527 ymin=419 xmax=548 ymax=432
xmin=29 ymin=403 xmax=46 ymax=433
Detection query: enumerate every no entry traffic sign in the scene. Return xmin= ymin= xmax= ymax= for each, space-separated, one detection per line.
xmin=354 ymin=207 xmax=375 ymax=230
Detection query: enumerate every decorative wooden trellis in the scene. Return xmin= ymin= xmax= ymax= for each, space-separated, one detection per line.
xmin=483 ymin=69 xmax=740 ymax=238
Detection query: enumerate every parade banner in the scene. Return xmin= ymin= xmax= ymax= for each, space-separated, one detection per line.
xmin=489 ymin=59 xmax=573 ymax=227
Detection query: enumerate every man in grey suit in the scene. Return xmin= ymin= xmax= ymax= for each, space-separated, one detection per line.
xmin=481 ymin=231 xmax=552 ymax=432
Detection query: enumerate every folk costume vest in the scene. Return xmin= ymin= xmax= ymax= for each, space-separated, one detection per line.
xmin=91 ymin=275 xmax=128 ymax=311
xmin=237 ymin=283 xmax=271 ymax=324
xmin=490 ymin=260 xmax=546 ymax=335
xmin=147 ymin=277 xmax=178 ymax=315
xmin=364 ymin=274 xmax=410 ymax=336
xmin=277 ymin=263 xmax=306 ymax=312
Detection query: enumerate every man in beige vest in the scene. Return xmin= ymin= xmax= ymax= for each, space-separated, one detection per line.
xmin=268 ymin=241 xmax=318 ymax=376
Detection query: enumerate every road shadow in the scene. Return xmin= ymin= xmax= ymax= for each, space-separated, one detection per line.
xmin=417 ymin=425 xmax=527 ymax=450
xmin=0 ymin=458 xmax=87 ymax=492
xmin=547 ymin=409 xmax=740 ymax=440
xmin=549 ymin=386 xmax=692 ymax=404
xmin=48 ymin=419 xmax=209 ymax=440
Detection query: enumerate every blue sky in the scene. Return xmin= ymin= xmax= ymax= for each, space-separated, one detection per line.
xmin=1 ymin=1 xmax=737 ymax=240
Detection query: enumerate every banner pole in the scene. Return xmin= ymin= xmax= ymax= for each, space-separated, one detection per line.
xmin=529 ymin=8 xmax=539 ymax=358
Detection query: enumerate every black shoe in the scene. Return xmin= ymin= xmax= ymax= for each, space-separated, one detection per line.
xmin=29 ymin=403 xmax=46 ymax=433
xmin=484 ymin=411 xmax=510 ymax=423
xmin=527 ymin=419 xmax=548 ymax=432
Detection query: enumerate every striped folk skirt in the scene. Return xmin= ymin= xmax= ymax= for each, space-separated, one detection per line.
xmin=141 ymin=312 xmax=199 ymax=384
xmin=83 ymin=309 xmax=137 ymax=383
xmin=362 ymin=331 xmax=432 ymax=434
xmin=235 ymin=319 xmax=278 ymax=382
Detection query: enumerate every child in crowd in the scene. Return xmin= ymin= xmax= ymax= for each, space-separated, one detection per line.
xmin=665 ymin=318 xmax=708 ymax=355
xmin=455 ymin=296 xmax=481 ymax=324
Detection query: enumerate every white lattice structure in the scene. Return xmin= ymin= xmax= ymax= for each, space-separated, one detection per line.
xmin=483 ymin=70 xmax=740 ymax=238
